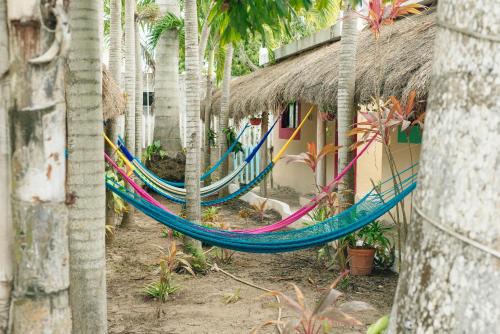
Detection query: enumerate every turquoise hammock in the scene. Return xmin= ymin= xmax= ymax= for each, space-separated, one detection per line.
xmin=106 ymin=168 xmax=417 ymax=253
xmin=118 ymin=116 xmax=279 ymax=199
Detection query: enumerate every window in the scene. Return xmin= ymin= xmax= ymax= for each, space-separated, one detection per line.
xmin=279 ymin=102 xmax=301 ymax=140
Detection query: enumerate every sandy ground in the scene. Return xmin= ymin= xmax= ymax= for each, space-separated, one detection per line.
xmin=107 ymin=198 xmax=398 ymax=334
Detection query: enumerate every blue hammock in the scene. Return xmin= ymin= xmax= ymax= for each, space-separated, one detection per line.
xmin=106 ymin=168 xmax=417 ymax=253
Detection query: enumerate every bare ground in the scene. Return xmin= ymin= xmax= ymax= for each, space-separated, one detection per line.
xmin=107 ymin=197 xmax=398 ymax=334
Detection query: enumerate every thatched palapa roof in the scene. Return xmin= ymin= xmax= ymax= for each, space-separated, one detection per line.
xmin=212 ymin=9 xmax=436 ymax=120
xmin=102 ymin=66 xmax=126 ymax=121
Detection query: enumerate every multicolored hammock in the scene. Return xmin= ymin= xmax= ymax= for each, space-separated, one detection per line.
xmin=107 ymin=135 xmax=378 ymax=233
xmin=113 ymin=106 xmax=315 ymax=204
xmin=106 ymin=166 xmax=417 ymax=253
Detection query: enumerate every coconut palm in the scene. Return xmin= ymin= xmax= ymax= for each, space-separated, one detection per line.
xmin=135 ymin=17 xmax=143 ymax=158
xmin=66 ymin=1 xmax=107 ymax=332
xmin=217 ymin=43 xmax=234 ymax=195
xmin=336 ymin=2 xmax=359 ymax=211
xmin=184 ymin=0 xmax=203 ymax=250
xmin=0 ymin=1 xmax=11 ymax=330
xmin=388 ymin=0 xmax=500 ymax=332
xmin=105 ymin=0 xmax=123 ymax=229
xmin=5 ymin=1 xmax=72 ymax=331
xmin=122 ymin=0 xmax=136 ymax=225
xmin=154 ymin=0 xmax=182 ymax=154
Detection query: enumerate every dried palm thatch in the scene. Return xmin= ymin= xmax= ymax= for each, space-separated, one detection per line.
xmin=212 ymin=9 xmax=436 ymax=121
xmin=102 ymin=66 xmax=126 ymax=121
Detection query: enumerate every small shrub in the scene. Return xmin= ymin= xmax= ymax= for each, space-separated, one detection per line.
xmin=239 ymin=208 xmax=252 ymax=219
xmin=142 ymin=140 xmax=166 ymax=163
xmin=251 ymin=200 xmax=268 ymax=222
xmin=201 ymin=207 xmax=219 ymax=223
xmin=183 ymin=242 xmax=207 ymax=274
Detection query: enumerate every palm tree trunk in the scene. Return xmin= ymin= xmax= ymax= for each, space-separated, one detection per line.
xmin=135 ymin=19 xmax=143 ymax=158
xmin=66 ymin=1 xmax=107 ymax=332
xmin=203 ymin=47 xmax=215 ymax=180
xmin=7 ymin=2 xmax=72 ymax=331
xmin=336 ymin=5 xmax=358 ymax=211
xmin=218 ymin=43 xmax=234 ymax=196
xmin=106 ymin=0 xmax=123 ymax=228
xmin=122 ymin=0 xmax=136 ymax=225
xmin=184 ymin=0 xmax=203 ymax=251
xmin=388 ymin=0 xmax=500 ymax=332
xmin=0 ymin=1 xmax=11 ymax=331
xmin=259 ymin=111 xmax=269 ymax=197
xmin=154 ymin=0 xmax=182 ymax=154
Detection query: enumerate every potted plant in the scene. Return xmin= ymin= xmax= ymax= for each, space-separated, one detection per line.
xmin=249 ymin=117 xmax=262 ymax=126
xmin=347 ymin=221 xmax=392 ymax=276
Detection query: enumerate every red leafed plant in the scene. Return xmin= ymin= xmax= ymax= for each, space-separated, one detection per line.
xmin=359 ymin=0 xmax=425 ymax=37
xmin=284 ymin=142 xmax=339 ymax=173
xmin=348 ymin=91 xmax=424 ymax=147
xmin=251 ymin=271 xmax=360 ymax=334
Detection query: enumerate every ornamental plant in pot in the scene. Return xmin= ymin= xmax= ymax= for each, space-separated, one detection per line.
xmin=347 ymin=220 xmax=392 ymax=276
xmin=249 ymin=117 xmax=262 ymax=126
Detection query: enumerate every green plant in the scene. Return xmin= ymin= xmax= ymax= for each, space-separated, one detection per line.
xmin=308 ymin=206 xmax=329 ymax=223
xmin=252 ymin=272 xmax=360 ymax=333
xmin=208 ymin=128 xmax=217 ymax=147
xmin=223 ymin=288 xmax=241 ymax=304
xmin=105 ymin=169 xmax=128 ymax=215
xmin=183 ymin=242 xmax=208 ymax=274
xmin=142 ymin=140 xmax=167 ymax=163
xmin=202 ymin=207 xmax=219 ymax=223
xmin=161 ymin=228 xmax=183 ymax=239
xmin=251 ymin=199 xmax=268 ymax=222
xmin=353 ymin=221 xmax=392 ymax=250
xmin=144 ymin=242 xmax=194 ymax=302
xmin=222 ymin=127 xmax=244 ymax=154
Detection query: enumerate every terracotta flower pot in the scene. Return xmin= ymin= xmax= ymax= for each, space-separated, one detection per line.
xmin=347 ymin=247 xmax=376 ymax=276
xmin=250 ymin=118 xmax=262 ymax=126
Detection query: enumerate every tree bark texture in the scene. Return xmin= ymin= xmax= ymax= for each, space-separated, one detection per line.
xmin=336 ymin=5 xmax=358 ymax=210
xmin=66 ymin=0 xmax=107 ymax=332
xmin=135 ymin=19 xmax=143 ymax=158
xmin=203 ymin=47 xmax=215 ymax=180
xmin=105 ymin=0 xmax=123 ymax=228
xmin=122 ymin=0 xmax=136 ymax=225
xmin=218 ymin=43 xmax=233 ymax=197
xmin=316 ymin=109 xmax=327 ymax=187
xmin=0 ymin=1 xmax=11 ymax=331
xmin=388 ymin=0 xmax=500 ymax=332
xmin=184 ymin=0 xmax=203 ymax=250
xmin=7 ymin=1 xmax=72 ymax=332
xmin=259 ymin=111 xmax=269 ymax=197
xmin=154 ymin=0 xmax=182 ymax=154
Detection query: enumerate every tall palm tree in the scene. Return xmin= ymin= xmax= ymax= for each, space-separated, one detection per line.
xmin=66 ymin=1 xmax=107 ymax=332
xmin=0 ymin=1 xmax=11 ymax=330
xmin=184 ymin=0 xmax=203 ymax=251
xmin=388 ymin=0 xmax=500 ymax=332
xmin=217 ymin=43 xmax=234 ymax=195
xmin=122 ymin=0 xmax=136 ymax=225
xmin=135 ymin=17 xmax=143 ymax=158
xmin=336 ymin=3 xmax=358 ymax=211
xmin=7 ymin=1 xmax=72 ymax=331
xmin=154 ymin=0 xmax=182 ymax=154
xmin=106 ymin=0 xmax=123 ymax=228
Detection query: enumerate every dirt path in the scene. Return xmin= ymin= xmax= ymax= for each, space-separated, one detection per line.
xmin=107 ymin=199 xmax=398 ymax=334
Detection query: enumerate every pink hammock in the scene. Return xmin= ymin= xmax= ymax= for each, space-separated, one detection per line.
xmin=106 ymin=136 xmax=376 ymax=234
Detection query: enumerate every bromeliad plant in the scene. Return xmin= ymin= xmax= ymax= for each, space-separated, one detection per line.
xmin=251 ymin=199 xmax=269 ymax=222
xmin=201 ymin=206 xmax=220 ymax=223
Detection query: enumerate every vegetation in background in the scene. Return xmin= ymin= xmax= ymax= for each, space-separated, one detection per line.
xmin=201 ymin=207 xmax=220 ymax=223
xmin=142 ymin=140 xmax=167 ymax=163
xmin=222 ymin=127 xmax=244 ymax=154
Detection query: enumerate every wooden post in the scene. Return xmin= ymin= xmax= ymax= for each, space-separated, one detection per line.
xmin=259 ymin=111 xmax=269 ymax=197
xmin=316 ymin=107 xmax=327 ymax=187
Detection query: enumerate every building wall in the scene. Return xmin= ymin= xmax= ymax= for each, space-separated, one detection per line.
xmin=270 ymin=101 xmax=422 ymax=221
xmin=271 ymin=102 xmax=338 ymax=194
